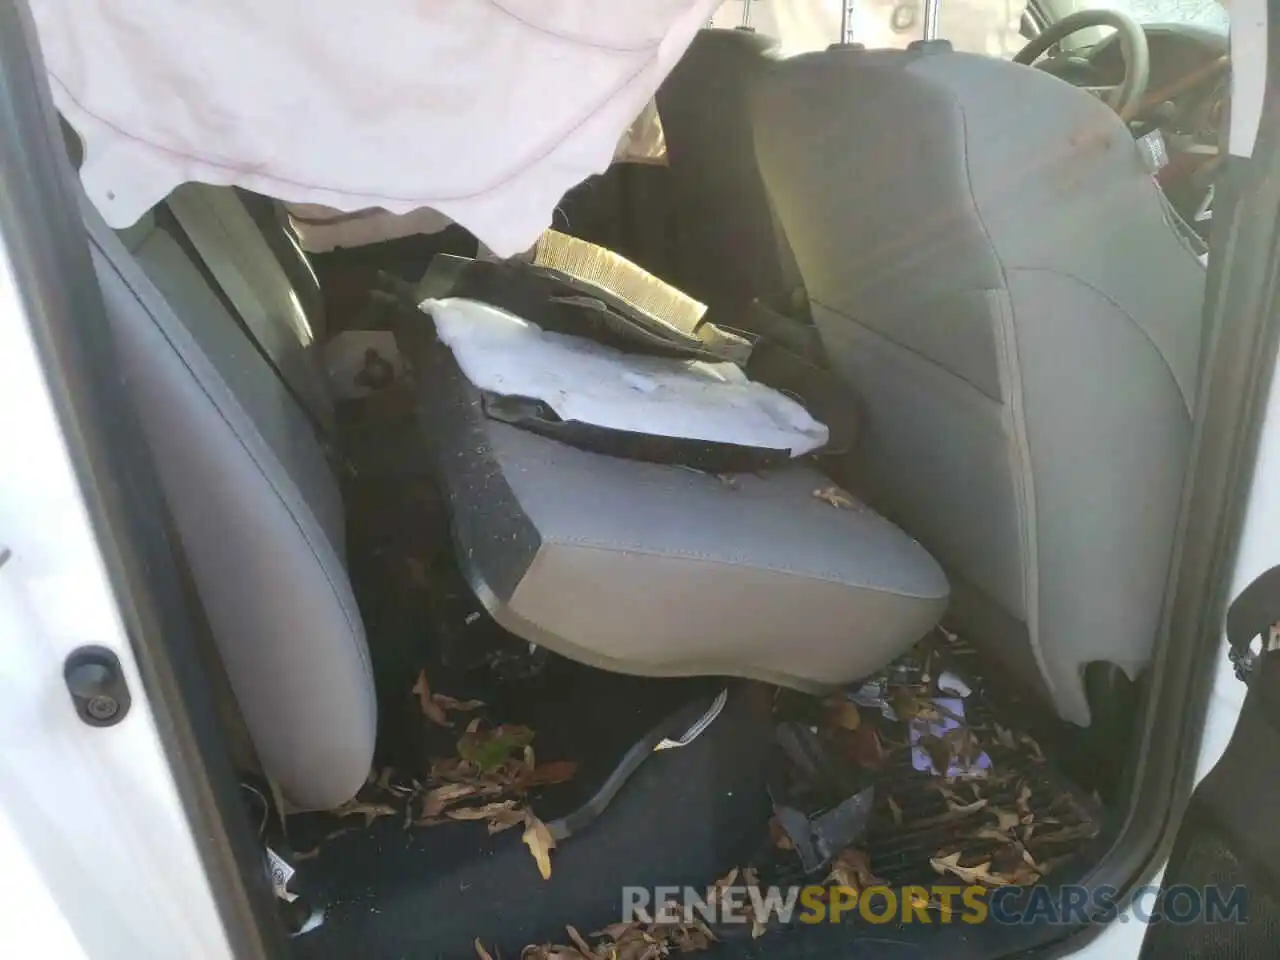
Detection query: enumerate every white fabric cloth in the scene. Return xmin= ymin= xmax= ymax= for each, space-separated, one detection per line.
xmin=286 ymin=204 xmax=457 ymax=254
xmin=283 ymin=99 xmax=666 ymax=254
xmin=30 ymin=0 xmax=715 ymax=257
xmin=423 ymin=297 xmax=829 ymax=456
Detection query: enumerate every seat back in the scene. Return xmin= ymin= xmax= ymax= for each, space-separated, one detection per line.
xmin=657 ymin=28 xmax=806 ymax=317
xmin=753 ymin=46 xmax=1206 ymax=724
xmin=85 ymin=193 xmax=375 ymax=810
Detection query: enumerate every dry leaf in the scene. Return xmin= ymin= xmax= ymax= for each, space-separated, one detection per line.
xmin=994 ymin=723 xmax=1018 ymax=750
xmin=447 ymin=800 xmax=519 ymax=822
xmin=1016 ymin=782 xmax=1034 ymax=822
xmin=412 ymin=669 xmax=451 ymax=727
xmin=813 ymin=485 xmax=858 ymax=509
xmin=848 ymin=725 xmax=886 ymax=770
xmin=1030 ymin=822 xmax=1100 ymax=846
xmin=711 ymin=867 xmax=740 ymax=903
xmin=827 ymin=846 xmax=882 ymax=892
xmin=566 ymin=926 xmax=593 ymax=956
xmin=991 ymin=807 xmax=1021 ymax=833
xmin=488 ymin=806 xmax=528 ymax=834
xmin=421 ymin=782 xmax=479 ymax=819
xmin=592 ymin=922 xmax=638 ymax=941
xmin=475 ymin=939 xmax=496 ymax=960
xmin=930 ymin=852 xmax=1011 ymax=886
xmin=332 ymin=799 xmax=398 ymax=826
xmin=435 ymin=694 xmax=486 ymax=713
xmin=946 ymin=797 xmax=989 ymax=815
xmin=824 ymin=697 xmax=862 ymax=731
xmin=521 ymin=761 xmax=579 ymax=788
xmin=523 ymin=812 xmax=556 ymax=880
xmin=887 ymin=795 xmax=904 ymax=827
xmin=1019 ymin=734 xmax=1047 ymax=763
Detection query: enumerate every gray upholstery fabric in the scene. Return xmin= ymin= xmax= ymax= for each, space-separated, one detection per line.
xmin=753 ymin=46 xmax=1205 ymax=724
xmin=167 ymin=183 xmax=334 ymax=431
xmin=402 ymin=320 xmax=949 ymax=690
xmin=83 ymin=197 xmax=375 ymax=810
xmin=657 ymin=28 xmax=806 ymax=316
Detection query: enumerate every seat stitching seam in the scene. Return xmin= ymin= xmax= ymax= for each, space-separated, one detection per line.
xmin=928 ymin=66 xmax=1053 ymax=706
xmin=1010 ymin=266 xmax=1194 ymax=416
xmin=540 ymin=536 xmax=949 ymax=600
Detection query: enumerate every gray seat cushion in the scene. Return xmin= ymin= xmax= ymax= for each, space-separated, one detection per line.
xmin=400 ymin=316 xmax=948 ymax=690
xmin=87 ymin=197 xmax=375 ymax=811
xmin=753 ymin=46 xmax=1205 ymax=723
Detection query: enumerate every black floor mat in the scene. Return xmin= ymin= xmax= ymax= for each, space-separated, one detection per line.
xmin=705 ymin=633 xmax=1108 ymax=960
xmin=861 ymin=638 xmax=1105 ymax=890
xmin=290 ymin=683 xmax=772 ymax=960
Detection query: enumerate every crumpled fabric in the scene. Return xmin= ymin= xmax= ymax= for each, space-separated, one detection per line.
xmin=30 ymin=0 xmax=714 ymax=255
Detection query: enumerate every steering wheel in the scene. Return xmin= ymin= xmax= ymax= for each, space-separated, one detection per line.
xmin=1014 ymin=9 xmax=1151 ymax=121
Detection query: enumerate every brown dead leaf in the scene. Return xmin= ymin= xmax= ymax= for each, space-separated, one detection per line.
xmin=431 ymin=757 xmax=483 ymax=784
xmin=420 ymin=782 xmax=479 ymax=819
xmin=919 ymin=734 xmax=955 ymax=776
xmin=412 ymin=669 xmax=451 ymax=727
xmin=994 ymin=723 xmax=1017 ymax=750
xmin=488 ymin=805 xmax=528 ymax=834
xmin=447 ymin=800 xmax=519 ymax=822
xmin=1029 ymin=822 xmax=1100 ymax=846
xmin=890 ymin=690 xmax=930 ymax=722
xmin=827 ymin=846 xmax=882 ymax=892
xmin=521 ymin=946 xmax=586 ymax=960
xmin=475 ymin=939 xmax=496 ymax=960
xmin=332 ymin=798 xmax=398 ymax=826
xmin=823 ymin=697 xmax=861 ymax=731
xmin=930 ymin=852 xmax=1011 ymax=887
xmin=521 ymin=761 xmax=579 ymax=788
xmin=523 ymin=811 xmax=556 ymax=880
xmin=710 ymin=868 xmax=739 ymax=908
xmin=813 ymin=485 xmax=858 ymax=509
xmin=592 ymin=922 xmax=639 ymax=941
xmin=991 ymin=807 xmax=1021 ymax=834
xmin=1019 ymin=734 xmax=1047 ymax=763
xmin=848 ymin=725 xmax=886 ymax=770
xmin=946 ymin=797 xmax=989 ymax=815
xmin=435 ymin=694 xmax=486 ymax=713
xmin=887 ymin=795 xmax=904 ymax=827
xmin=566 ymin=926 xmax=593 ymax=956
xmin=1016 ymin=782 xmax=1034 ymax=822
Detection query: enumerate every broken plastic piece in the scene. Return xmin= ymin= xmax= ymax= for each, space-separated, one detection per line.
xmin=773 ymin=786 xmax=876 ymax=875
xmin=937 ymin=669 xmax=972 ymax=698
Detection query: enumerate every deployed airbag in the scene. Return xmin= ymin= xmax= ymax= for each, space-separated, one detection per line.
xmin=30 ymin=0 xmax=717 ymax=256
xmin=423 ymin=297 xmax=830 ymax=457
